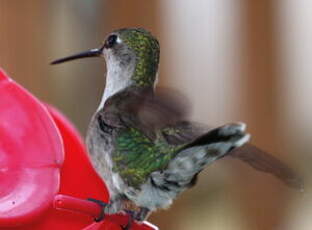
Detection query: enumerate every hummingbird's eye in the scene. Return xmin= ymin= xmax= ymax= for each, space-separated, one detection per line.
xmin=105 ymin=34 xmax=118 ymax=48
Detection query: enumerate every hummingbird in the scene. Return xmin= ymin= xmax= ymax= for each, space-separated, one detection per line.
xmin=52 ymin=28 xmax=303 ymax=229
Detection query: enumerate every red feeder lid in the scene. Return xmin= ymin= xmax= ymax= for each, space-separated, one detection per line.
xmin=0 ymin=69 xmax=64 ymax=227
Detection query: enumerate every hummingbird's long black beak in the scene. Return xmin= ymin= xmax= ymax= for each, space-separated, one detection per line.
xmin=51 ymin=46 xmax=104 ymax=65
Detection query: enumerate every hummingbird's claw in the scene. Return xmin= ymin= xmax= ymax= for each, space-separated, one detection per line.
xmin=120 ymin=210 xmax=134 ymax=230
xmin=87 ymin=198 xmax=108 ymax=222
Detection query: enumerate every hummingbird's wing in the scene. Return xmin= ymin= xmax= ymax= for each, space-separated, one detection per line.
xmin=160 ymin=122 xmax=303 ymax=190
xmin=229 ymin=144 xmax=303 ymax=189
xmin=161 ymin=123 xmax=303 ymax=189
xmin=104 ymin=88 xmax=302 ymax=190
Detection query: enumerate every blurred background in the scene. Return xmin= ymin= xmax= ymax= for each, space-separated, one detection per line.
xmin=0 ymin=0 xmax=311 ymax=229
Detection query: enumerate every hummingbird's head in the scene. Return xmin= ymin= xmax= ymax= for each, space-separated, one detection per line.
xmin=103 ymin=28 xmax=160 ymax=87
xmin=52 ymin=28 xmax=160 ymax=88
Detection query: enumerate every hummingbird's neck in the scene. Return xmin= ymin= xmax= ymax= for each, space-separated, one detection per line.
xmin=97 ymin=53 xmax=159 ymax=111
xmin=97 ymin=74 xmax=158 ymax=112
xmin=98 ymin=65 xmax=133 ymax=110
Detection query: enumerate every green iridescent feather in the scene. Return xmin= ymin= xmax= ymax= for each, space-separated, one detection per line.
xmin=112 ymin=127 xmax=182 ymax=188
xmin=118 ymin=28 xmax=160 ymax=87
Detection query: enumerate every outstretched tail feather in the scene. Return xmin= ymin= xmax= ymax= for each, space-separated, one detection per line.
xmin=229 ymin=144 xmax=304 ymax=190
xmin=153 ymin=123 xmax=250 ymax=192
xmin=182 ymin=128 xmax=235 ymax=150
xmin=182 ymin=122 xmax=249 ymax=151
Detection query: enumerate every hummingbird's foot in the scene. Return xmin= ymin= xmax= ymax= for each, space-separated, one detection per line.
xmin=133 ymin=207 xmax=150 ymax=222
xmin=87 ymin=198 xmax=108 ymax=222
xmin=120 ymin=210 xmax=134 ymax=230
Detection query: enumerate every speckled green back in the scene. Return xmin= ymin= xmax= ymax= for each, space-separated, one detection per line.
xmin=117 ymin=28 xmax=160 ymax=87
xmin=112 ymin=127 xmax=180 ymax=188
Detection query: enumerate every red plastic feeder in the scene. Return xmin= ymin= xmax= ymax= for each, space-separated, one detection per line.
xmin=0 ymin=69 xmax=157 ymax=230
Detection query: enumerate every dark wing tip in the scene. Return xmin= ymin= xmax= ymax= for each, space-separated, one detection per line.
xmin=230 ymin=144 xmax=304 ymax=191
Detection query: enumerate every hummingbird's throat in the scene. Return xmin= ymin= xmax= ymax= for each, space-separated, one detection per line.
xmin=97 ymin=57 xmax=135 ymax=110
xmin=98 ymin=82 xmax=129 ymax=112
xmin=97 ymin=54 xmax=158 ymax=111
